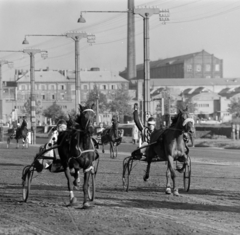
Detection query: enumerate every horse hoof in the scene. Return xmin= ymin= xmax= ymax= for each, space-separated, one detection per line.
xmin=82 ymin=202 xmax=91 ymax=209
xmin=165 ymin=187 xmax=172 ymax=195
xmin=173 ymin=189 xmax=179 ymax=196
xmin=69 ymin=197 xmax=78 ymax=206
xmin=143 ymin=175 xmax=149 ymax=182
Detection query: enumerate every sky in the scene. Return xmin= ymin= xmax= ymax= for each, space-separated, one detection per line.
xmin=1 ymin=0 xmax=240 ymax=80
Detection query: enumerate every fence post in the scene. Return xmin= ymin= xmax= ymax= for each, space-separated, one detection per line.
xmin=236 ymin=124 xmax=239 ymax=140
xmin=232 ymin=123 xmax=236 ymax=140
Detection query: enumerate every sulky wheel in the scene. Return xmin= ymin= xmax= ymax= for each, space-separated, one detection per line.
xmin=122 ymin=161 xmax=130 ymax=192
xmin=87 ymin=171 xmax=95 ymax=201
xmin=22 ymin=166 xmax=33 ymax=202
xmin=183 ymin=155 xmax=191 ymax=192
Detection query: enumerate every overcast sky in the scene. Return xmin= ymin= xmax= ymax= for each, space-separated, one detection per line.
xmin=1 ymin=0 xmax=240 ymax=79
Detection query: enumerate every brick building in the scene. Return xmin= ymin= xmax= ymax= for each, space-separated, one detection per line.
xmin=120 ymin=50 xmax=223 ymax=80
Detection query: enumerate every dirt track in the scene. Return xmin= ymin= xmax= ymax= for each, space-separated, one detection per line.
xmin=0 ymin=144 xmax=240 ymax=235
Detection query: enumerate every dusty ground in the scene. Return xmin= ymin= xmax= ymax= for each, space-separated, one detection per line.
xmin=0 ymin=142 xmax=240 ymax=235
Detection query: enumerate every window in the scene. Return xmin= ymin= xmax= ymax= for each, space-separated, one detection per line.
xmin=58 ymin=84 xmax=66 ymax=90
xmin=83 ymin=85 xmax=88 ymax=90
xmin=111 ymin=85 xmax=116 ymax=90
xmin=61 ymin=94 xmax=64 ymax=99
xmin=205 ymin=64 xmax=211 ymax=72
xmin=187 ymin=64 xmax=192 ymax=72
xmin=41 ymin=84 xmax=46 ymax=90
xmin=52 ymin=94 xmax=55 ymax=99
xmin=196 ymin=65 xmax=201 ymax=72
xmin=103 ymin=85 xmax=107 ymax=90
xmin=49 ymin=84 xmax=55 ymax=90
xmin=215 ymin=64 xmax=220 ymax=71
xmin=197 ymin=104 xmax=209 ymax=107
xmin=42 ymin=95 xmax=45 ymax=100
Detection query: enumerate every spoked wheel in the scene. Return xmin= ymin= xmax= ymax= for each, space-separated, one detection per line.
xmin=22 ymin=166 xmax=33 ymax=202
xmin=87 ymin=172 xmax=95 ymax=201
xmin=183 ymin=155 xmax=191 ymax=192
xmin=110 ymin=142 xmax=118 ymax=159
xmin=122 ymin=157 xmax=131 ymax=192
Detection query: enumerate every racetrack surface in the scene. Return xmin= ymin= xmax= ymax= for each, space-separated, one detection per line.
xmin=0 ymin=142 xmax=240 ymax=235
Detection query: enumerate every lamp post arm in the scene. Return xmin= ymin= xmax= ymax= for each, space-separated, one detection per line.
xmin=25 ymin=34 xmax=66 ymax=37
xmin=81 ymin=10 xmax=129 ymax=14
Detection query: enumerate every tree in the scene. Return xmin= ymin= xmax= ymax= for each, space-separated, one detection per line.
xmin=23 ymin=98 xmax=43 ymax=117
xmin=228 ymin=97 xmax=240 ymax=118
xmin=177 ymin=97 xmax=197 ymax=114
xmin=108 ymin=85 xmax=132 ymax=121
xmin=42 ymin=102 xmax=67 ymax=124
xmin=85 ymin=85 xmax=108 ymax=113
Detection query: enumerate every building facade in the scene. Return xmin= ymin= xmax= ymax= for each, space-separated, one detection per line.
xmin=2 ymin=68 xmax=129 ymax=124
xmin=120 ymin=50 xmax=223 ymax=80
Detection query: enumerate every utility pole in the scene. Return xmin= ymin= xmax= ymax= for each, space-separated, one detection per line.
xmin=23 ymin=31 xmax=95 ymax=111
xmin=78 ymin=5 xmax=169 ymax=124
xmin=0 ymin=60 xmax=12 ymax=141
xmin=127 ymin=0 xmax=136 ymax=81
xmin=0 ymin=49 xmax=47 ymax=144
xmin=96 ymin=92 xmax=99 ymax=125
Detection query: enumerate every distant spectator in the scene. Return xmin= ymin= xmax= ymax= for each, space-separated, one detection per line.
xmin=132 ymin=124 xmax=139 ymax=145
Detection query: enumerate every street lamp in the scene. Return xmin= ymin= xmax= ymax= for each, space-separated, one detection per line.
xmin=0 ymin=49 xmax=48 ymax=144
xmin=0 ymin=60 xmax=13 ymax=141
xmin=79 ymin=7 xmax=169 ymax=124
xmin=23 ymin=31 xmax=95 ymax=111
xmin=96 ymin=92 xmax=99 ymax=125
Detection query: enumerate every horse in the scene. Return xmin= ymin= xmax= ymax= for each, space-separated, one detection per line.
xmin=143 ymin=107 xmax=195 ymax=196
xmin=57 ymin=104 xmax=99 ymax=208
xmin=7 ymin=124 xmax=29 ymax=149
xmin=101 ymin=116 xmax=123 ymax=158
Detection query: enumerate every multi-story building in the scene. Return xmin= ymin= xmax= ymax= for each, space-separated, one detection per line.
xmin=120 ymin=50 xmax=223 ymax=80
xmin=148 ymin=78 xmax=240 ymax=122
xmin=2 ymin=67 xmax=129 ymax=124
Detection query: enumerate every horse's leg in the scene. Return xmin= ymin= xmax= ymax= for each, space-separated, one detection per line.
xmin=102 ymin=143 xmax=105 ymax=153
xmin=165 ymin=163 xmax=172 ymax=194
xmin=168 ymin=156 xmax=179 ymax=196
xmin=22 ymin=138 xmax=25 ymax=148
xmin=16 ymin=139 xmax=19 ymax=149
xmin=82 ymin=171 xmax=91 ymax=208
xmin=143 ymin=157 xmax=152 ymax=181
xmin=73 ymin=170 xmax=81 ymax=190
xmin=64 ymin=167 xmax=77 ymax=206
xmin=7 ymin=137 xmax=10 ymax=148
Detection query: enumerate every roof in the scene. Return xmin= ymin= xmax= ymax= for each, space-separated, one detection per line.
xmin=17 ymin=70 xmax=68 ymax=83
xmin=67 ymin=70 xmax=128 ymax=83
xmin=121 ymin=50 xmax=219 ymax=73
xmin=149 ymin=78 xmax=240 ymax=87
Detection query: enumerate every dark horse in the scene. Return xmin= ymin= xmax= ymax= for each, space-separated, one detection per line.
xmin=57 ymin=104 xmax=98 ymax=208
xmin=101 ymin=115 xmax=123 ymax=158
xmin=7 ymin=120 xmax=29 ymax=148
xmin=143 ymin=108 xmax=195 ymax=196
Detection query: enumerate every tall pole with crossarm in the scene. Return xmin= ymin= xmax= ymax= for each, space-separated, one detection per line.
xmin=78 ymin=4 xmax=169 ymax=125
xmin=23 ymin=32 xmax=95 ymax=111
xmin=0 ymin=60 xmax=12 ymax=141
xmin=0 ymin=49 xmax=47 ymax=144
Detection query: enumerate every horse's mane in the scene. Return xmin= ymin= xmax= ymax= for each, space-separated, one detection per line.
xmin=169 ymin=107 xmax=189 ymax=128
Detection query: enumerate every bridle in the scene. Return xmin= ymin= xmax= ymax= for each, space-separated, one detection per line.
xmin=81 ymin=108 xmax=95 ymax=131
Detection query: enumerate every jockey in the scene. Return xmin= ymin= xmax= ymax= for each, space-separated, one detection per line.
xmin=36 ymin=119 xmax=67 ymax=172
xmin=21 ymin=117 xmax=27 ymax=129
xmin=133 ymin=103 xmax=156 ymax=146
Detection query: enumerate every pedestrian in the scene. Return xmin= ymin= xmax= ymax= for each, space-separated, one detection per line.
xmin=132 ymin=124 xmax=139 ymax=145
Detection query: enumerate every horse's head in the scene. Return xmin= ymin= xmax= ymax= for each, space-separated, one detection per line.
xmin=175 ymin=107 xmax=195 ymax=134
xmin=77 ymin=103 xmax=95 ymax=135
